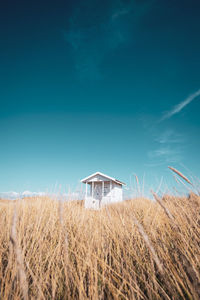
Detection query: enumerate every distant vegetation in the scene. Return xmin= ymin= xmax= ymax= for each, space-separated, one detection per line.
xmin=0 ymin=189 xmax=199 ymax=299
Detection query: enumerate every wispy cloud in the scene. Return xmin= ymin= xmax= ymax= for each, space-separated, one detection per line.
xmin=64 ymin=0 xmax=154 ymax=80
xmin=111 ymin=6 xmax=132 ymax=21
xmin=0 ymin=191 xmax=46 ymax=200
xmin=144 ymin=161 xmax=167 ymax=167
xmin=148 ymin=88 xmax=200 ymax=167
xmin=147 ymin=129 xmax=184 ymax=167
xmin=148 ymin=147 xmax=183 ymax=166
xmin=148 ymin=146 xmax=182 ymax=160
xmin=160 ymin=89 xmax=200 ymax=121
xmin=155 ymin=129 xmax=184 ymax=144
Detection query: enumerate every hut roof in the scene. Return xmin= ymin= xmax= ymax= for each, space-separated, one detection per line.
xmin=81 ymin=171 xmax=126 ymax=185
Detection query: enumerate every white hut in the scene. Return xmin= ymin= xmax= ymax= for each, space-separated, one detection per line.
xmin=81 ymin=171 xmax=126 ymax=209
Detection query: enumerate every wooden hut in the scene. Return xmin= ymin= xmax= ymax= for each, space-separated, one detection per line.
xmin=81 ymin=171 xmax=125 ymax=209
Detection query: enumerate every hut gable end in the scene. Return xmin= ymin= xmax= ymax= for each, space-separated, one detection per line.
xmin=81 ymin=171 xmax=125 ymax=185
xmin=84 ymin=174 xmax=109 ymax=182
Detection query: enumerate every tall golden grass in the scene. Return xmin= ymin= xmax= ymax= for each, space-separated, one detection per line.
xmin=0 ymin=194 xmax=199 ymax=299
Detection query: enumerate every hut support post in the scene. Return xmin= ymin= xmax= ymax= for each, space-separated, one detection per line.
xmin=86 ymin=182 xmax=88 ymax=198
xmin=92 ymin=182 xmax=94 ymax=198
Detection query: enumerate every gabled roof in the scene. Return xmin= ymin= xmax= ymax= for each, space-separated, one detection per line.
xmin=81 ymin=171 xmax=126 ymax=186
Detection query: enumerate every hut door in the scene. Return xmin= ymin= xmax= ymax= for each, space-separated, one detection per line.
xmin=89 ymin=183 xmax=101 ymax=209
xmin=94 ymin=183 xmax=102 ymax=200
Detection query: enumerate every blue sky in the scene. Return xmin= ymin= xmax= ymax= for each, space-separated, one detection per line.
xmin=0 ymin=0 xmax=200 ymax=196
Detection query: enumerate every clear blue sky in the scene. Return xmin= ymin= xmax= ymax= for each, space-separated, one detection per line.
xmin=0 ymin=0 xmax=200 ymax=195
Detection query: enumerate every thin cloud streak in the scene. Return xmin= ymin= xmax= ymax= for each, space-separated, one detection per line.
xmin=160 ymin=89 xmax=200 ymax=121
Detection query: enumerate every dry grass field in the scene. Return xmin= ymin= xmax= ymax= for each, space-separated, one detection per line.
xmin=0 ymin=193 xmax=199 ymax=299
